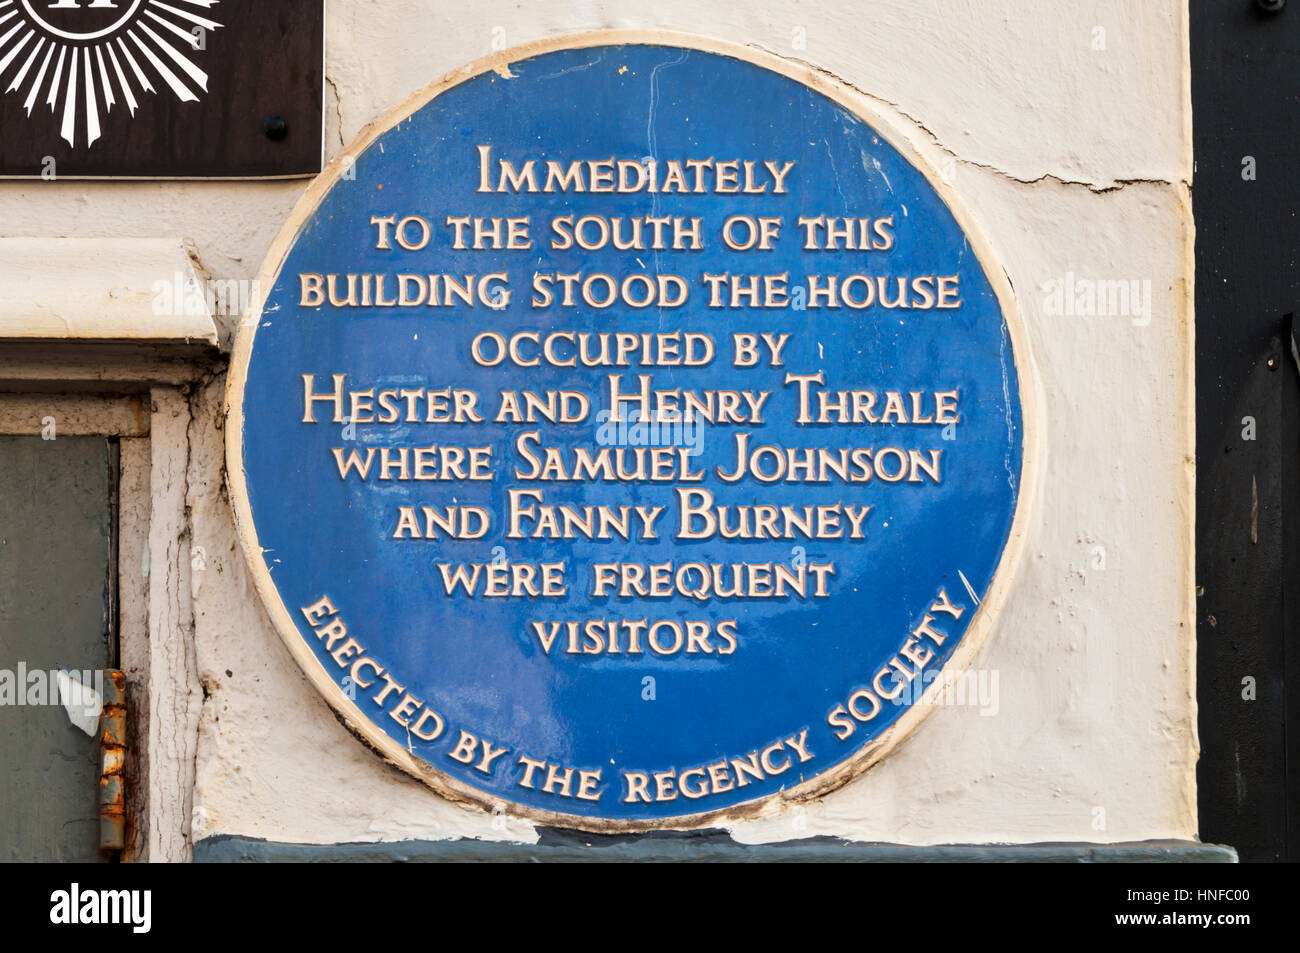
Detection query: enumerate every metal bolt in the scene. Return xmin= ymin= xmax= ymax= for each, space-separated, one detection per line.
xmin=1255 ymin=0 xmax=1285 ymax=14
xmin=264 ymin=115 xmax=288 ymax=141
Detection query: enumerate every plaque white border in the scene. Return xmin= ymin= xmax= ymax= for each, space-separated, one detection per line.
xmin=225 ymin=30 xmax=1042 ymax=832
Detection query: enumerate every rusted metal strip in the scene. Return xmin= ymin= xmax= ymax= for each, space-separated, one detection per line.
xmin=99 ymin=670 xmax=127 ymax=854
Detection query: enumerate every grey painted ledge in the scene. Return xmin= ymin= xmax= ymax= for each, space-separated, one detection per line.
xmin=195 ymin=829 xmax=1238 ymax=863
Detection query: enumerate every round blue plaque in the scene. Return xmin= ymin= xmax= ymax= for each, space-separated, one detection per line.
xmin=228 ymin=34 xmax=1036 ymax=828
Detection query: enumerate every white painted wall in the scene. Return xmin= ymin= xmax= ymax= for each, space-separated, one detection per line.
xmin=0 ymin=0 xmax=1197 ymax=849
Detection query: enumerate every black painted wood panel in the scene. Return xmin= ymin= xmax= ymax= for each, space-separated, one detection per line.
xmin=1192 ymin=0 xmax=1299 ymax=863
xmin=0 ymin=0 xmax=323 ymax=178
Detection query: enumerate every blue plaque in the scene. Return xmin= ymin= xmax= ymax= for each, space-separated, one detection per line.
xmin=228 ymin=35 xmax=1037 ymax=828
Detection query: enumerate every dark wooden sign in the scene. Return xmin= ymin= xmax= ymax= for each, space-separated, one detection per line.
xmin=0 ymin=0 xmax=322 ymax=178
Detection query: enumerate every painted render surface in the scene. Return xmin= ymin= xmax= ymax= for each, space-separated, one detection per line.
xmin=0 ymin=0 xmax=1196 ymax=852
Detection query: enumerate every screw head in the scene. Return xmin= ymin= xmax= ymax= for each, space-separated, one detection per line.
xmin=264 ymin=115 xmax=288 ymax=141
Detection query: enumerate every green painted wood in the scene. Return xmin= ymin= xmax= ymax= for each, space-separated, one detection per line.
xmin=194 ymin=833 xmax=1238 ymax=864
xmin=0 ymin=435 xmax=112 ymax=862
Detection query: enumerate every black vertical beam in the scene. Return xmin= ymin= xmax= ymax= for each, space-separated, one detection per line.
xmin=1192 ymin=1 xmax=1299 ymax=862
xmin=1286 ymin=316 xmax=1300 ymax=859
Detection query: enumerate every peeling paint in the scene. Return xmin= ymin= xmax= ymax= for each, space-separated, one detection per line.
xmin=56 ymin=669 xmax=102 ymax=737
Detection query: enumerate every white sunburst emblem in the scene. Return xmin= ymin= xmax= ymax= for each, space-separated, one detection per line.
xmin=0 ymin=0 xmax=222 ymax=148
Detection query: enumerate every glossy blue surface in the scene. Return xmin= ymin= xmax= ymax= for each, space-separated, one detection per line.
xmin=238 ymin=44 xmax=1023 ymax=821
